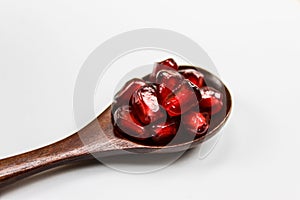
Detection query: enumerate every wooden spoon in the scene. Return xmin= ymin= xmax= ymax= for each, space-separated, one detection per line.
xmin=0 ymin=66 xmax=232 ymax=188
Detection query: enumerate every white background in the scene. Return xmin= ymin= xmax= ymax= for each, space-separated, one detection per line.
xmin=1 ymin=0 xmax=300 ymax=199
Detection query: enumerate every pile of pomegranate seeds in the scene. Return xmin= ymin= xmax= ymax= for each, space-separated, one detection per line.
xmin=112 ymin=58 xmax=224 ymax=145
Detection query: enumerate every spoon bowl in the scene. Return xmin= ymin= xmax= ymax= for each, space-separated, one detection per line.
xmin=0 ymin=65 xmax=232 ymax=188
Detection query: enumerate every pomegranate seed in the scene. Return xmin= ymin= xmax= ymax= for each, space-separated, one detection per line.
xmin=157 ymin=83 xmax=172 ymax=105
xmin=155 ymin=70 xmax=184 ymax=106
xmin=158 ymin=58 xmax=178 ymax=70
xmin=113 ymin=78 xmax=146 ymax=106
xmin=113 ymin=105 xmax=151 ymax=140
xmin=151 ymin=120 xmax=178 ymax=144
xmin=131 ymin=85 xmax=166 ymax=125
xmin=149 ymin=58 xmax=179 ymax=81
xmin=155 ymin=70 xmax=184 ymax=90
xmin=179 ymin=68 xmax=205 ymax=88
xmin=182 ymin=112 xmax=209 ymax=136
xmin=199 ymin=86 xmax=223 ymax=115
xmin=163 ymin=81 xmax=202 ymax=116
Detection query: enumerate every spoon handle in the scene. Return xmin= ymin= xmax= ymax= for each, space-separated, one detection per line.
xmin=0 ymin=107 xmax=121 ymax=188
xmin=0 ymin=107 xmax=119 ymax=188
xmin=0 ymin=131 xmax=93 ymax=188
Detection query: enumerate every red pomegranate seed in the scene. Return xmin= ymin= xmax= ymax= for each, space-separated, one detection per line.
xmin=157 ymin=83 xmax=172 ymax=105
xmin=113 ymin=105 xmax=151 ymax=140
xmin=131 ymin=85 xmax=166 ymax=125
xmin=199 ymin=86 xmax=223 ymax=115
xmin=158 ymin=58 xmax=178 ymax=70
xmin=163 ymin=81 xmax=202 ymax=116
xmin=182 ymin=112 xmax=209 ymax=136
xmin=114 ymin=78 xmax=146 ymax=106
xmin=155 ymin=70 xmax=183 ymax=90
xmin=179 ymin=68 xmax=205 ymax=88
xmin=151 ymin=120 xmax=178 ymax=144
xmin=149 ymin=58 xmax=179 ymax=81
xmin=155 ymin=70 xmax=184 ymax=106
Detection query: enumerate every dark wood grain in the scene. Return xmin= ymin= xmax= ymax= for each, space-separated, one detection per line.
xmin=0 ymin=66 xmax=232 ymax=189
